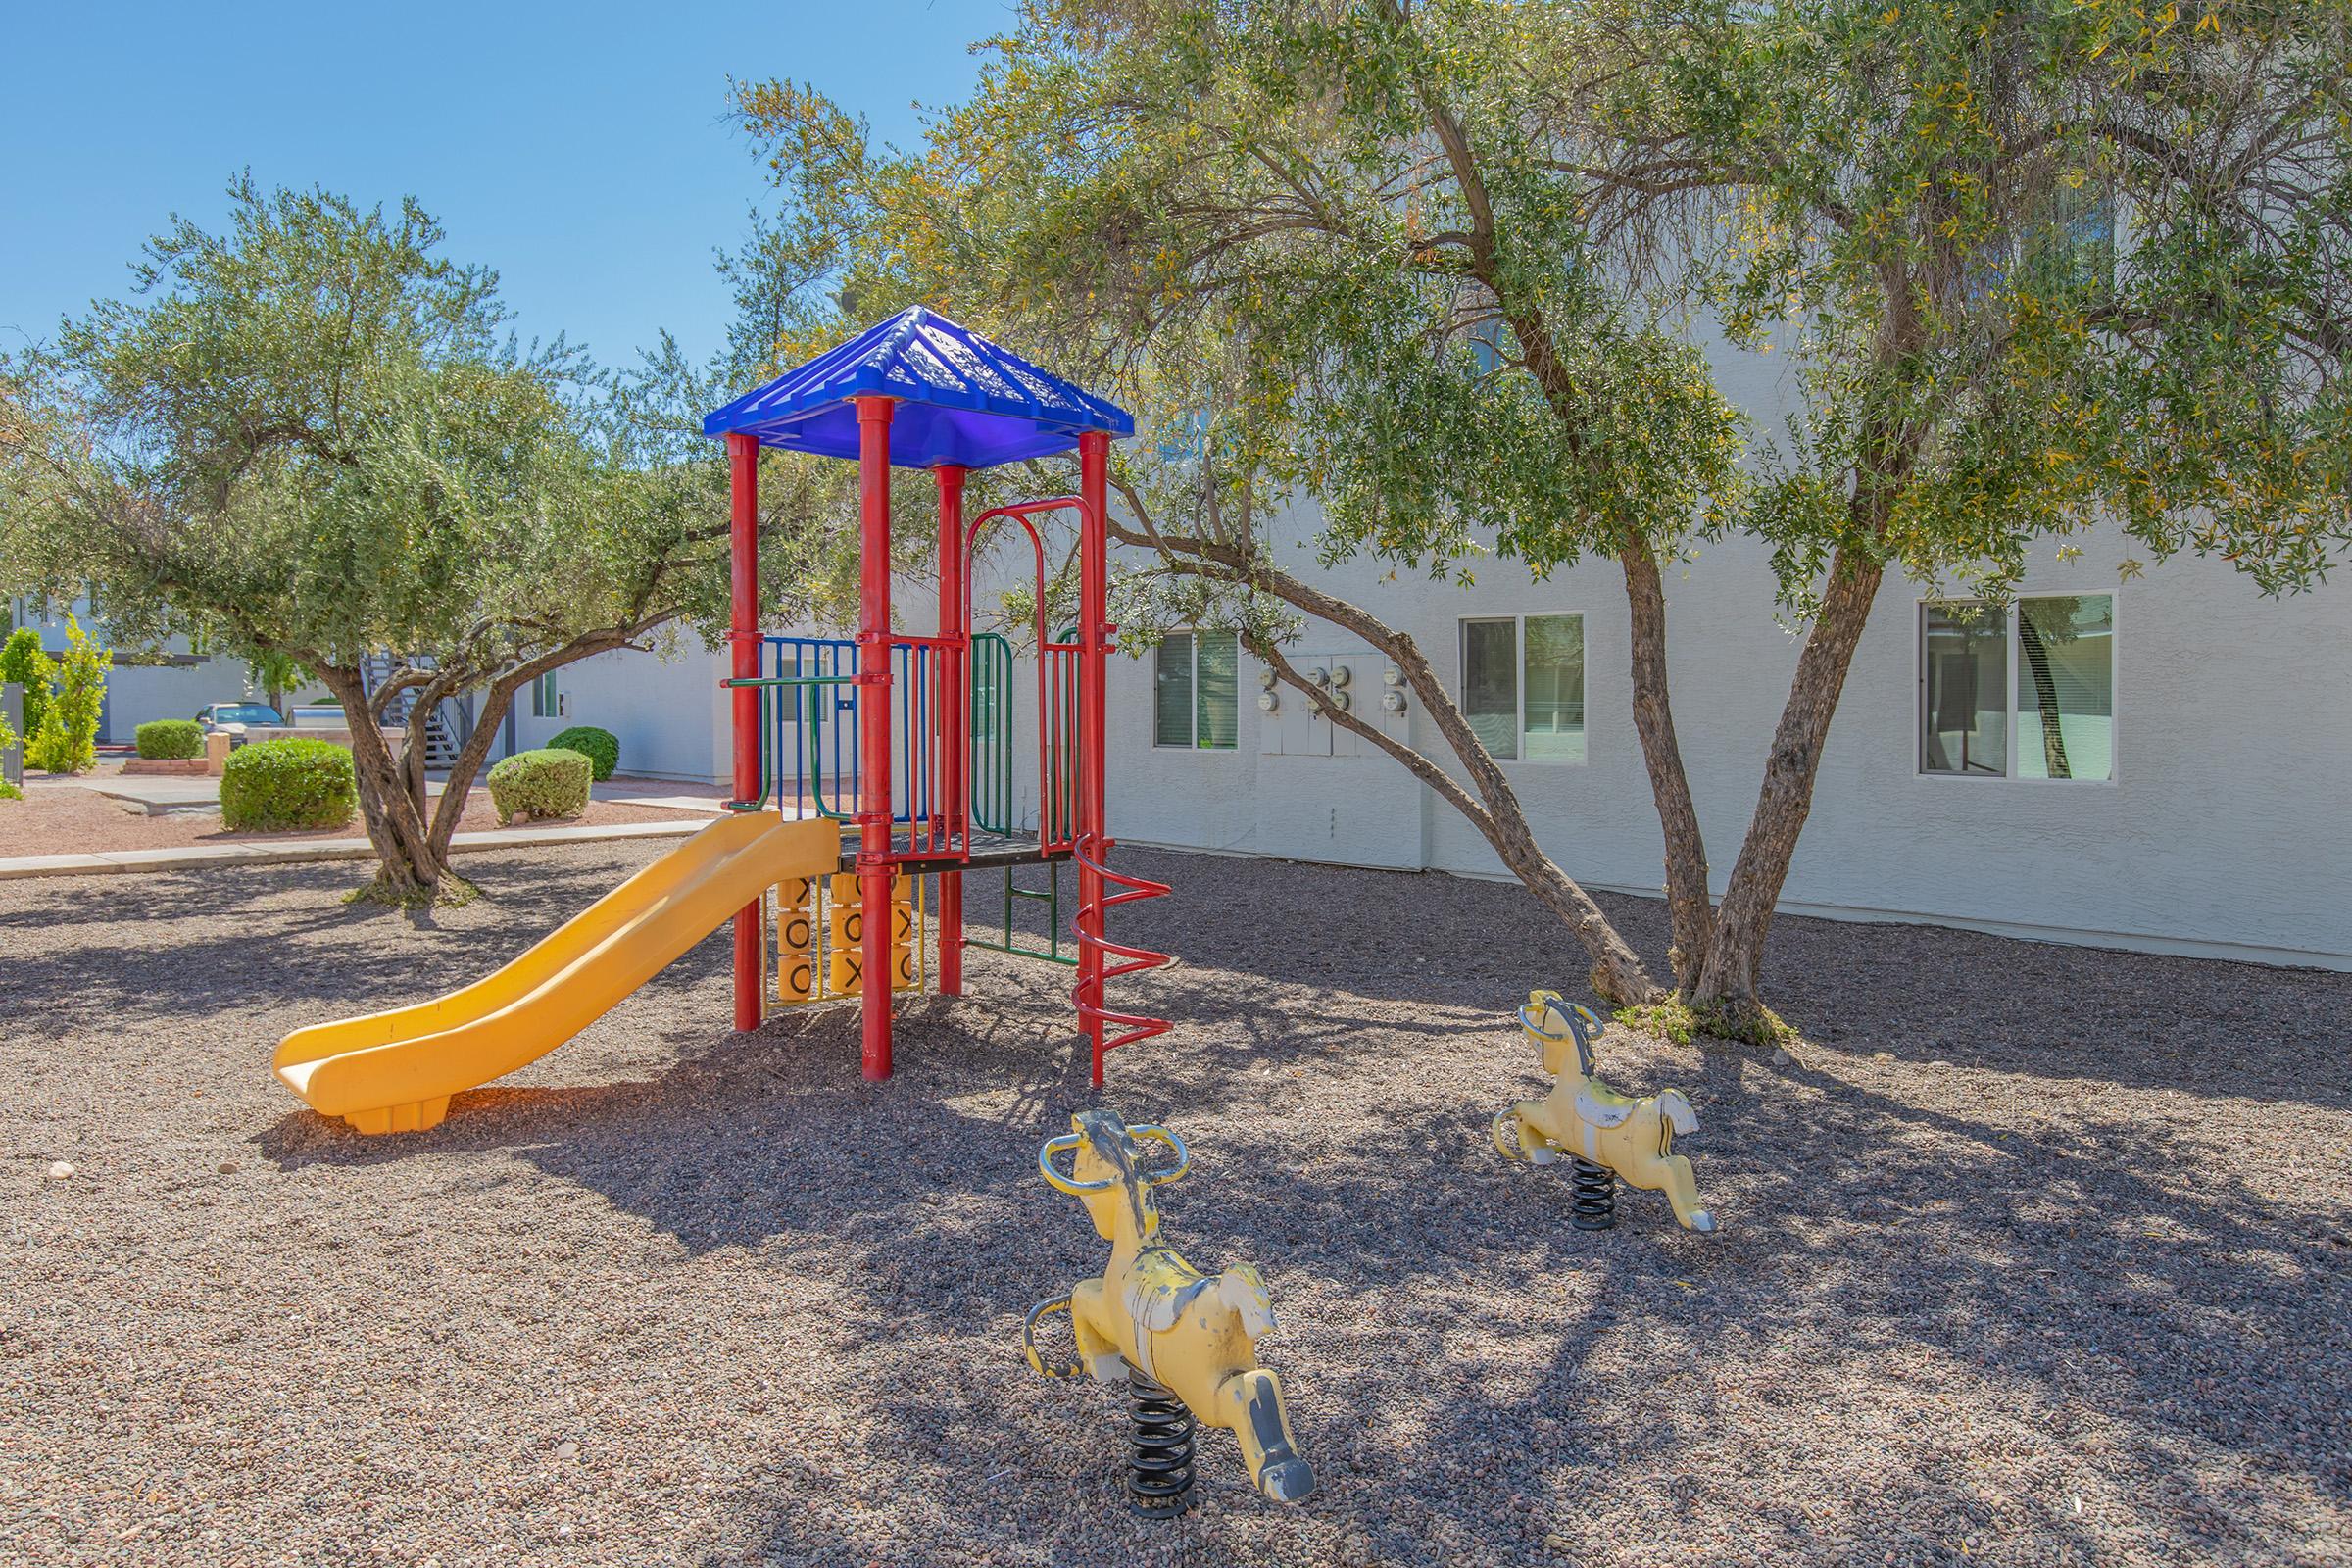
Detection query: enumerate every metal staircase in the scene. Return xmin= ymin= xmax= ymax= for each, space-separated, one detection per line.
xmin=360 ymin=654 xmax=467 ymax=770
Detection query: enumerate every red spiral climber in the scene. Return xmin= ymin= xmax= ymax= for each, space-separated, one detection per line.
xmin=1070 ymin=833 xmax=1171 ymax=1088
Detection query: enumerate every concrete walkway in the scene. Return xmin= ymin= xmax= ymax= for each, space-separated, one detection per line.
xmin=0 ymin=817 xmax=707 ymax=881
xmin=71 ymin=772 xmax=733 ymax=818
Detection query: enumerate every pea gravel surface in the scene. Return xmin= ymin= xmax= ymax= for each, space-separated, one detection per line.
xmin=4 ymin=841 xmax=2346 ymax=1567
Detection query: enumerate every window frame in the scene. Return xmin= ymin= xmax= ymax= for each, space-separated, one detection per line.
xmin=1456 ymin=612 xmax=1589 ymax=768
xmin=1914 ymin=589 xmax=2121 ymax=787
xmin=1150 ymin=628 xmax=1241 ymax=753
xmin=531 ymin=670 xmax=561 ymax=720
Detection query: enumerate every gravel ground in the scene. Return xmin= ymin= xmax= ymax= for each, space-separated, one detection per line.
xmin=3 ymin=841 xmax=2346 ymax=1567
xmin=0 ymin=771 xmax=708 ymax=858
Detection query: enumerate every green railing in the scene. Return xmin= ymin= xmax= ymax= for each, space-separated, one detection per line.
xmin=964 ymin=859 xmax=1078 ymax=966
xmin=970 ymin=631 xmax=1015 ymax=834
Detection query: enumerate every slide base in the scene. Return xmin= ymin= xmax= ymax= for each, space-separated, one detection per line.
xmin=344 ymin=1097 xmax=452 ymax=1136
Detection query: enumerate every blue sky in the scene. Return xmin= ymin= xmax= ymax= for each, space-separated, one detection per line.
xmin=0 ymin=0 xmax=1000 ymax=371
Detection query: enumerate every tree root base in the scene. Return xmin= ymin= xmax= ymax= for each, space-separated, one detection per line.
xmin=345 ymin=870 xmax=480 ymax=910
xmin=1617 ymin=996 xmax=1799 ymax=1052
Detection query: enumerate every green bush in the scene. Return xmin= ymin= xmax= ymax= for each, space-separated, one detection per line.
xmin=24 ymin=616 xmax=107 ymax=775
xmin=220 ymin=738 xmax=357 ymax=832
xmin=488 ymin=747 xmax=591 ymax=823
xmin=0 ymin=628 xmax=56 ymax=749
xmin=135 ymin=719 xmax=206 ymax=760
xmin=546 ymin=724 xmax=618 ymax=782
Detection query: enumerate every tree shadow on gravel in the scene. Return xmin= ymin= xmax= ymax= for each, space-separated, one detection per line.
xmin=253 ymin=961 xmax=2347 ymax=1564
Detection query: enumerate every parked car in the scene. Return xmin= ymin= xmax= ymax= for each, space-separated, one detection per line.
xmin=194 ymin=702 xmax=288 ymax=733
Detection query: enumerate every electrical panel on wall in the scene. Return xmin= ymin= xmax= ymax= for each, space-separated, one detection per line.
xmin=1256 ymin=651 xmax=1409 ymax=757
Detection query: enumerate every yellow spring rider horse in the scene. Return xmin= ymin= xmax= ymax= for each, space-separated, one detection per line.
xmin=1023 ymin=1109 xmax=1314 ymax=1511
xmin=1493 ymin=989 xmax=1719 ymax=1234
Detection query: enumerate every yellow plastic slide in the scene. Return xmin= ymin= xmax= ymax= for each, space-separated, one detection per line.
xmin=273 ymin=813 xmax=841 ymax=1135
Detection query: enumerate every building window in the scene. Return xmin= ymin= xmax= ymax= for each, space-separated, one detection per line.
xmin=531 ymin=671 xmax=560 ymax=719
xmin=1460 ymin=613 xmax=1586 ymax=763
xmin=1920 ymin=595 xmax=2114 ymax=781
xmin=1153 ymin=630 xmax=1239 ymax=750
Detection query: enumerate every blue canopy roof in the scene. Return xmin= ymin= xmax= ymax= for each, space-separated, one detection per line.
xmin=701 ymin=307 xmax=1135 ymax=469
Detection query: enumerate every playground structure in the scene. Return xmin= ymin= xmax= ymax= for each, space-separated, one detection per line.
xmin=1492 ymin=990 xmax=1718 ymax=1234
xmin=270 ymin=311 xmax=1168 ymax=1134
xmin=709 ymin=307 xmax=1171 ymax=1086
xmin=1023 ymin=1109 xmax=1315 ymax=1514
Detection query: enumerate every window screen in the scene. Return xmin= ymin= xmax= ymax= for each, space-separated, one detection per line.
xmin=1153 ymin=633 xmax=1195 ymax=748
xmin=1195 ymin=632 xmax=1239 ymax=749
xmin=1461 ymin=619 xmax=1518 ymax=760
xmin=1921 ymin=604 xmax=2008 ymax=776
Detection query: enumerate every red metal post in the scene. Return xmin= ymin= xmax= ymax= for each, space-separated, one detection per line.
xmin=935 ymin=464 xmax=967 ymax=998
xmin=1076 ymin=431 xmax=1111 ymax=1063
xmin=726 ymin=431 xmax=762 ymax=1033
xmin=856 ymin=396 xmax=896 ymax=1080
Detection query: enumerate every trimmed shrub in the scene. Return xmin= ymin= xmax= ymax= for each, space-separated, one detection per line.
xmin=546 ymin=724 xmax=618 ymax=782
xmin=135 ymin=719 xmax=206 ymax=760
xmin=488 ymin=748 xmax=591 ymax=823
xmin=220 ymin=738 xmax=357 ymax=832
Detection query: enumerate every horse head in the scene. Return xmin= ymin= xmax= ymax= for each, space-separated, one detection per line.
xmin=1041 ymin=1107 xmax=1191 ymax=1246
xmin=1522 ymin=989 xmax=1601 ymax=1082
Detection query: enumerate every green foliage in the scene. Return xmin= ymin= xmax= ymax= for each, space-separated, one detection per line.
xmin=1616 ymin=0 xmax=2352 ymax=602
xmin=1618 ymin=996 xmax=1797 ymax=1053
xmin=546 ymin=724 xmax=618 ymax=781
xmin=0 ymin=701 xmax=18 ymax=798
xmin=134 ymin=719 xmax=204 ymax=760
xmin=0 ymin=628 xmax=55 ymax=745
xmin=24 ymin=616 xmax=108 ymax=774
xmin=729 ymin=0 xmax=2349 ymax=615
xmin=0 ymin=779 xmax=19 ymax=803
xmin=488 ymin=747 xmax=591 ymax=823
xmin=245 ymin=649 xmax=312 ymax=714
xmin=220 ymin=738 xmax=358 ymax=832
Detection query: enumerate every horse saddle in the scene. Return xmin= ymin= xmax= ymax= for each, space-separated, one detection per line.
xmin=1575 ymin=1084 xmax=1638 ymax=1130
xmin=1123 ymin=1246 xmax=1212 ymax=1337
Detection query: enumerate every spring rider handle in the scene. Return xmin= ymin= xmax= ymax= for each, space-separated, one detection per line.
xmin=1039 ymin=1123 xmax=1191 ymax=1195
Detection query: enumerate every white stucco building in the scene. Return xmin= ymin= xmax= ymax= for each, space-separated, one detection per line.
xmin=535 ymin=501 xmax=2349 ymax=976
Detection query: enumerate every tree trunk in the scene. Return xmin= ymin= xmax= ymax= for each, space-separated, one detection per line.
xmin=1507 ymin=301 xmax=1713 ymax=990
xmin=427 ymin=676 xmax=523 ymax=859
xmin=1690 ymin=547 xmax=1887 ymax=1018
xmin=318 ymin=665 xmax=445 ymax=900
xmin=1618 ymin=547 xmax=1714 ymax=986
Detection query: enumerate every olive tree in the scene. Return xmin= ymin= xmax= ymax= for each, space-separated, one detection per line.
xmin=0 ymin=178 xmax=749 ymax=901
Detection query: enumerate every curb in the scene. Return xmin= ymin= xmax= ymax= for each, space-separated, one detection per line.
xmin=0 ymin=819 xmax=707 ymax=881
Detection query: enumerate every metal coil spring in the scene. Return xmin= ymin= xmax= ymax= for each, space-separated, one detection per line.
xmin=1127 ymin=1366 xmax=1197 ymax=1517
xmin=1570 ymin=1156 xmax=1617 ymax=1231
